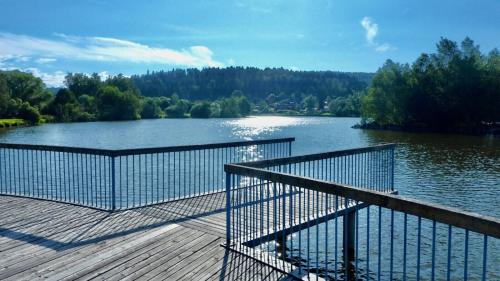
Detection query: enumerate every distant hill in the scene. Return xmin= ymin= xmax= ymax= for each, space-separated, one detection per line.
xmin=131 ymin=67 xmax=374 ymax=101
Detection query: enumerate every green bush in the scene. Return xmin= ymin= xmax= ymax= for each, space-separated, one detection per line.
xmin=97 ymin=85 xmax=141 ymax=121
xmin=141 ymin=98 xmax=164 ymax=119
xmin=190 ymin=102 xmax=212 ymax=118
xmin=18 ymin=102 xmax=41 ymax=124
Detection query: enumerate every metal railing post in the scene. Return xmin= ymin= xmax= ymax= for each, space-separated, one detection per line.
xmin=225 ymin=171 xmax=231 ymax=245
xmin=111 ymin=155 xmax=116 ymax=211
xmin=390 ymin=146 xmax=395 ymax=191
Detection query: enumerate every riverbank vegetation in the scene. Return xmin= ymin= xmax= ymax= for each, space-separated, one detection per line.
xmin=359 ymin=37 xmax=500 ymax=134
xmin=0 ymin=68 xmax=370 ymax=124
xmin=0 ymin=119 xmax=25 ymax=129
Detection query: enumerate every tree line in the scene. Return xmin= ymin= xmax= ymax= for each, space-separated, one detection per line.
xmin=131 ymin=67 xmax=372 ymax=102
xmin=0 ymin=68 xmax=371 ymax=124
xmin=0 ymin=71 xmax=257 ymax=123
xmin=360 ymin=37 xmax=500 ymax=132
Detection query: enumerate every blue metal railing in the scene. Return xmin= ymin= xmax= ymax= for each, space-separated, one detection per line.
xmin=0 ymin=138 xmax=294 ymax=211
xmin=224 ymin=144 xmax=500 ymax=281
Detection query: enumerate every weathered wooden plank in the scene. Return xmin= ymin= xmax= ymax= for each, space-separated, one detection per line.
xmin=103 ymin=231 xmax=217 ymax=281
xmin=0 ymin=193 xmax=304 ymax=281
xmin=25 ymin=224 xmax=181 ymax=281
xmin=82 ymin=226 xmax=194 ymax=280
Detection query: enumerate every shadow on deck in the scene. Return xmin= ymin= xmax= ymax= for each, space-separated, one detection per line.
xmin=0 ymin=194 xmax=290 ymax=281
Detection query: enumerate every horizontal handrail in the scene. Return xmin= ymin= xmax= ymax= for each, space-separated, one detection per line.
xmin=112 ymin=137 xmax=295 ymax=156
xmin=239 ymin=143 xmax=395 ymax=168
xmin=0 ymin=137 xmax=295 ymax=157
xmin=0 ymin=143 xmax=114 ymax=156
xmin=225 ymin=163 xmax=500 ymax=239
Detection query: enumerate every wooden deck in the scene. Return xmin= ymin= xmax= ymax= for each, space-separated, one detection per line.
xmin=0 ymin=194 xmax=292 ymax=281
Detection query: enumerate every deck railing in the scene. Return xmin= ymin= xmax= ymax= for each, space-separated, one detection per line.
xmin=0 ymin=137 xmax=294 ymax=211
xmin=224 ymin=144 xmax=500 ymax=280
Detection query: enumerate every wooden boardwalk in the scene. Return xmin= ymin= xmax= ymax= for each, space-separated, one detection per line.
xmin=0 ymin=194 xmax=292 ymax=281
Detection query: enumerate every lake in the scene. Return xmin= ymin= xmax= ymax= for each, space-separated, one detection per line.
xmin=1 ymin=116 xmax=498 ymax=216
xmin=1 ymin=116 xmax=498 ymax=279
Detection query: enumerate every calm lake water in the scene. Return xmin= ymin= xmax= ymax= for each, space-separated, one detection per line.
xmin=1 ymin=116 xmax=498 ymax=216
xmin=1 ymin=116 xmax=498 ymax=279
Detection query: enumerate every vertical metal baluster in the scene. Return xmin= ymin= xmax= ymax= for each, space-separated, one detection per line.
xmin=431 ymin=220 xmax=436 ymax=281
xmin=168 ymin=152 xmax=171 ymax=201
xmin=64 ymin=152 xmax=68 ymax=203
xmin=97 ymin=154 xmax=101 ymax=208
xmin=0 ymin=148 xmax=3 ymax=193
xmin=8 ymin=149 xmax=12 ymax=194
xmin=50 ymin=151 xmax=54 ymax=199
xmin=225 ymin=171 xmax=231 ymax=244
xmin=366 ymin=205 xmax=370 ymax=281
xmin=355 ymin=202 xmax=359 ymax=280
xmin=173 ymin=152 xmax=176 ymax=200
xmin=197 ymin=150 xmax=200 ymax=195
xmin=482 ymin=235 xmax=488 ymax=281
xmin=187 ymin=151 xmax=190 ymax=198
xmin=59 ymin=152 xmax=63 ymax=202
xmin=133 ymin=155 xmax=136 ymax=207
xmin=213 ymin=148 xmax=216 ymax=193
xmin=145 ymin=153 xmax=148 ymax=205
xmin=30 ymin=150 xmax=34 ymax=198
xmin=85 ymin=154 xmax=89 ymax=205
xmin=152 ymin=153 xmax=155 ymax=204
xmin=377 ymin=206 xmax=382 ymax=281
xmin=202 ymin=149 xmax=206 ymax=195
xmin=335 ymin=195 xmax=338 ymax=281
xmin=447 ymin=225 xmax=452 ymax=281
xmin=177 ymin=151 xmax=182 ymax=198
xmin=162 ymin=152 xmax=165 ymax=202
xmin=90 ymin=155 xmax=99 ymax=207
xmin=16 ymin=149 xmax=20 ymax=195
xmin=464 ymin=229 xmax=469 ymax=281
xmin=77 ymin=153 xmax=81 ymax=203
xmin=22 ymin=149 xmax=25 ymax=195
xmin=72 ymin=153 xmax=76 ymax=204
xmin=390 ymin=210 xmax=394 ymax=281
xmin=417 ymin=217 xmax=421 ymax=281
xmin=403 ymin=213 xmax=407 ymax=281
xmin=183 ymin=151 xmax=186 ymax=198
xmin=324 ymin=192 xmax=328 ymax=280
xmin=118 ymin=155 xmax=121 ymax=209
xmin=125 ymin=156 xmax=128 ymax=208
xmin=140 ymin=154 xmax=144 ymax=204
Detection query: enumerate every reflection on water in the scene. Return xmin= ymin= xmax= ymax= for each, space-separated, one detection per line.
xmin=362 ymin=129 xmax=500 ymax=216
xmin=225 ymin=116 xmax=320 ymax=138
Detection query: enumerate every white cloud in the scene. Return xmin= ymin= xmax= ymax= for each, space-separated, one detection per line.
xmin=375 ymin=43 xmax=391 ymax=53
xmin=0 ymin=32 xmax=223 ymax=68
xmin=98 ymin=71 xmax=111 ymax=80
xmin=227 ymin=58 xmax=236 ymax=65
xmin=360 ymin=17 xmax=378 ymax=44
xmin=360 ymin=17 xmax=393 ymax=53
xmin=24 ymin=68 xmax=66 ymax=87
xmin=35 ymin=57 xmax=57 ymax=64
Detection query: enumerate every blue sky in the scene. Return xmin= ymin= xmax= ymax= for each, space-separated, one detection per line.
xmin=0 ymin=0 xmax=499 ymax=87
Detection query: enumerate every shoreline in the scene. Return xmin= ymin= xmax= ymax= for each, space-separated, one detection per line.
xmin=353 ymin=123 xmax=500 ymax=137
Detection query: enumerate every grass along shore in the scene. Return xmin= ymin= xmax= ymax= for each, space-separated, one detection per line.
xmin=0 ymin=119 xmax=26 ymax=129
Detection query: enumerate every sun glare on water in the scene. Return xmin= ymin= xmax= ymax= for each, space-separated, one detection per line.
xmin=225 ymin=116 xmax=316 ymax=139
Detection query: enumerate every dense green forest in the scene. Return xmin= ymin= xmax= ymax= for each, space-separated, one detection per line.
xmin=360 ymin=37 xmax=500 ymax=133
xmin=132 ymin=67 xmax=372 ymax=101
xmin=0 ymin=68 xmax=370 ymax=125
